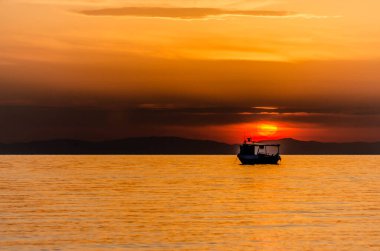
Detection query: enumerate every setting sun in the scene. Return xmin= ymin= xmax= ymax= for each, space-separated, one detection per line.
xmin=257 ymin=124 xmax=278 ymax=136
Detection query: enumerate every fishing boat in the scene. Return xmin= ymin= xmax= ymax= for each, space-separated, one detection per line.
xmin=237 ymin=137 xmax=281 ymax=165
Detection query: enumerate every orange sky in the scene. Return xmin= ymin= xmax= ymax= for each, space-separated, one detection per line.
xmin=0 ymin=0 xmax=380 ymax=143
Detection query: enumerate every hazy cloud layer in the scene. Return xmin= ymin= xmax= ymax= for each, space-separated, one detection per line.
xmin=130 ymin=105 xmax=380 ymax=127
xmin=0 ymin=104 xmax=379 ymax=143
xmin=78 ymin=7 xmax=302 ymax=19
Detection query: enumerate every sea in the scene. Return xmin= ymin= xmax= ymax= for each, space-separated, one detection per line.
xmin=0 ymin=155 xmax=379 ymax=250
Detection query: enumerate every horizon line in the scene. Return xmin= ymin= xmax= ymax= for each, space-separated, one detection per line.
xmin=1 ymin=136 xmax=380 ymax=145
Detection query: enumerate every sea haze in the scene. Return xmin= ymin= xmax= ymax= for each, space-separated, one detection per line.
xmin=0 ymin=155 xmax=379 ymax=250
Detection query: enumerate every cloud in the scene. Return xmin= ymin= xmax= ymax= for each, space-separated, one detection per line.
xmin=252 ymin=106 xmax=279 ymax=110
xmin=128 ymin=105 xmax=380 ymax=128
xmin=77 ymin=6 xmax=306 ymax=19
xmin=0 ymin=104 xmax=379 ymax=143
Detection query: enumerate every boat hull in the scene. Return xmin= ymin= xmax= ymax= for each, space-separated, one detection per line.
xmin=237 ymin=154 xmax=280 ymax=165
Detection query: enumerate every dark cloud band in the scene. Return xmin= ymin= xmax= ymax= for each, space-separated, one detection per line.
xmin=78 ymin=7 xmax=296 ymax=19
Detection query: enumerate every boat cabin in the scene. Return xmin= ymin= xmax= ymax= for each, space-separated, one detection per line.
xmin=238 ymin=137 xmax=281 ymax=164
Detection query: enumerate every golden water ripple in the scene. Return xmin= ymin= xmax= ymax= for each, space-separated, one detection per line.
xmin=0 ymin=156 xmax=379 ymax=250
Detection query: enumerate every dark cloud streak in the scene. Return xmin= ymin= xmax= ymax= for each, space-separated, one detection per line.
xmin=78 ymin=7 xmax=296 ymax=19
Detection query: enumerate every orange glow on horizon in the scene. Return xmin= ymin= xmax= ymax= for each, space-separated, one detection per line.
xmin=257 ymin=124 xmax=278 ymax=136
xmin=187 ymin=122 xmax=294 ymax=143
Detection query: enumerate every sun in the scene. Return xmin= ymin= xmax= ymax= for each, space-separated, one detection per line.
xmin=257 ymin=124 xmax=278 ymax=136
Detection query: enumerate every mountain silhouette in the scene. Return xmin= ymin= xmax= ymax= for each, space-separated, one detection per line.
xmin=0 ymin=137 xmax=379 ymax=155
xmin=261 ymin=138 xmax=380 ymax=155
xmin=0 ymin=137 xmax=235 ymax=155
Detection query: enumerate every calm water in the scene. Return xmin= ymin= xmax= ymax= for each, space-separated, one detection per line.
xmin=0 ymin=156 xmax=379 ymax=250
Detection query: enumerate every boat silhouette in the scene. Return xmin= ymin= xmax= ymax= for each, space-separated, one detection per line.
xmin=237 ymin=137 xmax=281 ymax=165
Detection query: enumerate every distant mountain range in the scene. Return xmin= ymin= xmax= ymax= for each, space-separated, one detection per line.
xmin=0 ymin=137 xmax=379 ymax=155
xmin=0 ymin=137 xmax=234 ymax=155
xmin=261 ymin=138 xmax=380 ymax=155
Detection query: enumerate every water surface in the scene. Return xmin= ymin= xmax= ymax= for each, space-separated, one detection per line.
xmin=0 ymin=156 xmax=379 ymax=250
